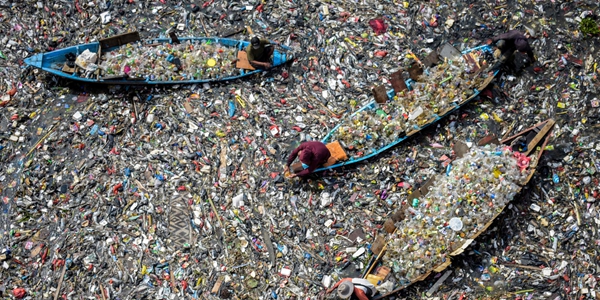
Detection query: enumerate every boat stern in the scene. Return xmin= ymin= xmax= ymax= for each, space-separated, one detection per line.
xmin=24 ymin=53 xmax=44 ymax=69
xmin=273 ymin=50 xmax=293 ymax=67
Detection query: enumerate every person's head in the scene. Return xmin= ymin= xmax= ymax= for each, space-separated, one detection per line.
xmin=298 ymin=149 xmax=314 ymax=164
xmin=251 ymin=37 xmax=261 ymax=49
xmin=337 ymin=281 xmax=354 ymax=299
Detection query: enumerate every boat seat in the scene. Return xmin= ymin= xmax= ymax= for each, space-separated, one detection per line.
xmin=290 ymin=141 xmax=348 ymax=173
xmin=236 ymin=51 xmax=255 ymax=70
xmin=323 ymin=141 xmax=347 ymax=167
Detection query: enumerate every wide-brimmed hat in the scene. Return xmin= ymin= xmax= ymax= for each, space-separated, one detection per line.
xmin=337 ymin=281 xmax=354 ymax=298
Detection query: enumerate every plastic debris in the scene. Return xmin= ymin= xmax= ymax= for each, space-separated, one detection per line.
xmin=0 ymin=0 xmax=599 ymax=299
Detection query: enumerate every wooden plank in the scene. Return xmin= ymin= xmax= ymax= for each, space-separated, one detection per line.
xmin=211 ymin=277 xmax=223 ymax=294
xmin=438 ymin=106 xmax=455 ymax=117
xmin=524 ymin=119 xmax=555 ymax=156
xmin=169 ymin=261 xmax=180 ymax=293
xmin=99 ymin=282 xmax=107 ymax=300
xmin=219 ymin=143 xmax=228 ymax=182
xmin=372 ymin=85 xmax=388 ymax=104
xmin=501 ymin=119 xmax=554 ymax=144
xmin=477 ymin=73 xmax=497 ymax=91
xmin=419 ymin=116 xmax=438 ymax=127
xmin=433 ymin=260 xmax=452 ymax=273
xmin=53 ymin=255 xmax=70 ymax=300
xmin=535 ymin=127 xmax=553 ymax=162
xmin=463 ymin=53 xmax=481 ymax=73
xmin=500 ymin=263 xmax=543 ymax=271
xmin=390 ymin=70 xmax=407 ymax=93
xmin=371 ymin=235 xmax=386 ymax=255
xmin=62 ymin=64 xmax=75 ymax=73
xmin=375 ymin=266 xmax=392 ymax=279
xmin=477 ymin=134 xmax=500 ymax=146
xmin=450 ymin=238 xmax=476 ymax=256
xmin=426 ymin=270 xmax=452 ymax=297
xmin=183 ymin=102 xmax=194 ymax=114
xmin=236 ymin=51 xmax=255 ymax=70
xmin=383 ymin=219 xmax=396 ymax=233
xmin=407 ymin=62 xmax=423 ymax=81
xmin=99 ymin=31 xmax=141 ymax=49
xmin=422 ymin=50 xmax=440 ymax=67
xmin=364 ymin=231 xmax=392 ymax=278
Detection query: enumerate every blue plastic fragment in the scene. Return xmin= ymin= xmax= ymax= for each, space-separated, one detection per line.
xmin=228 ymin=100 xmax=236 ymax=117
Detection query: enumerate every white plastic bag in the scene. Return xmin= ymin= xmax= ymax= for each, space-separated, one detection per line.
xmin=75 ymin=49 xmax=98 ymax=71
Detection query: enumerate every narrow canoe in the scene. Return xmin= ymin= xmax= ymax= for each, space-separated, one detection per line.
xmin=24 ymin=32 xmax=293 ymax=85
xmin=370 ymin=118 xmax=555 ymax=299
xmin=315 ymin=45 xmax=498 ymax=173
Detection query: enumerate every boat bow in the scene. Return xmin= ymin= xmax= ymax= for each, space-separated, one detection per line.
xmin=24 ymin=53 xmax=44 ymax=69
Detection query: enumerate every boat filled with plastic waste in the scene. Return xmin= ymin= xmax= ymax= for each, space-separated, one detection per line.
xmin=24 ymin=32 xmax=293 ymax=85
xmin=315 ymin=45 xmax=498 ymax=173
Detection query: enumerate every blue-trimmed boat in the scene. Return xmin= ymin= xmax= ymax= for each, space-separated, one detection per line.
xmin=314 ymin=45 xmax=498 ymax=173
xmin=24 ymin=31 xmax=293 ymax=85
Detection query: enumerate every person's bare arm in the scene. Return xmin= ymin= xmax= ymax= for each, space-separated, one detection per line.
xmin=354 ymin=289 xmax=370 ymax=300
xmin=246 ymin=45 xmax=271 ymax=69
xmin=250 ymin=61 xmax=272 ymax=69
xmin=326 ymin=278 xmax=350 ymax=294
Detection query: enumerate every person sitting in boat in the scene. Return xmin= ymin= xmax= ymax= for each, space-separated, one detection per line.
xmin=325 ymin=277 xmax=376 ymax=300
xmin=487 ymin=30 xmax=535 ymax=72
xmin=245 ymin=36 xmax=274 ymax=69
xmin=284 ymin=141 xmax=331 ymax=178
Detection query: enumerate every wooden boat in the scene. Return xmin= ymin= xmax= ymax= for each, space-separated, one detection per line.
xmin=312 ymin=44 xmax=499 ymax=173
xmin=364 ymin=118 xmax=555 ymax=299
xmin=23 ymin=31 xmax=293 ymax=85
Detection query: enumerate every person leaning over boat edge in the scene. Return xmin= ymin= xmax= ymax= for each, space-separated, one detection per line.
xmin=245 ymin=36 xmax=275 ymax=69
xmin=486 ymin=30 xmax=536 ymax=72
xmin=284 ymin=141 xmax=331 ymax=178
xmin=325 ymin=277 xmax=377 ymax=300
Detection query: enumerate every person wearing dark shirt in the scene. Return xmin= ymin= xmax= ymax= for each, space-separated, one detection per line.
xmin=284 ymin=141 xmax=331 ymax=178
xmin=245 ymin=36 xmax=274 ymax=69
xmin=488 ymin=30 xmax=535 ymax=71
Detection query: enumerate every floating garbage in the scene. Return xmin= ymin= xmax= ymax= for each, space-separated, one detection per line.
xmin=385 ymin=145 xmax=528 ymax=282
xmin=0 ymin=0 xmax=599 ymax=299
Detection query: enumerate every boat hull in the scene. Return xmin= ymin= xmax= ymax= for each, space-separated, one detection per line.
xmin=315 ymin=45 xmax=498 ymax=173
xmin=24 ymin=37 xmax=293 ymax=85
